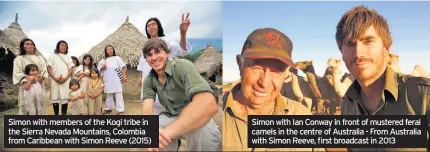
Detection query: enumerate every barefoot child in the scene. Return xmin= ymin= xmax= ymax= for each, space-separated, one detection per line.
xmin=21 ymin=64 xmax=46 ymax=115
xmin=87 ymin=68 xmax=104 ymax=115
xmin=67 ymin=79 xmax=86 ymax=115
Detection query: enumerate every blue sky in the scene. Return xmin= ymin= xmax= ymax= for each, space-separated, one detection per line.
xmin=223 ymin=1 xmax=430 ymax=82
xmin=0 ymin=1 xmax=221 ymax=57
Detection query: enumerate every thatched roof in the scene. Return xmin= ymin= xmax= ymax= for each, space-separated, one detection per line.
xmin=3 ymin=13 xmax=28 ymax=50
xmin=1 ymin=13 xmax=43 ymax=57
xmin=194 ymin=44 xmax=222 ymax=77
xmin=85 ymin=16 xmax=147 ymax=68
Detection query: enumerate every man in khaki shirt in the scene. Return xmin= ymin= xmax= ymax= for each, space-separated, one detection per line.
xmin=222 ymin=28 xmax=324 ymax=151
xmin=336 ymin=5 xmax=430 ymax=151
xmin=142 ymin=38 xmax=220 ymax=151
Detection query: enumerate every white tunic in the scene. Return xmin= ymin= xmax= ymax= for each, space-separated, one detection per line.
xmin=47 ymin=53 xmax=74 ymax=101
xmin=21 ymin=78 xmax=46 ymax=115
xmin=13 ymin=55 xmax=49 ymax=115
xmin=13 ymin=55 xmax=49 ymax=85
xmin=97 ymin=56 xmax=126 ymax=93
xmin=137 ymin=36 xmax=192 ymax=114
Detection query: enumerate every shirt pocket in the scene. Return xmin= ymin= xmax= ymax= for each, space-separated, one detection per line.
xmin=165 ymin=81 xmax=188 ymax=111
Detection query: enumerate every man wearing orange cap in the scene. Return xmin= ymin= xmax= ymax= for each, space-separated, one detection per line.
xmin=222 ymin=28 xmax=321 ymax=151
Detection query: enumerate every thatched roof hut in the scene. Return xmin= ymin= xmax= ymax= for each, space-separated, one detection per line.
xmin=3 ymin=13 xmax=28 ymax=51
xmin=194 ymin=44 xmax=222 ymax=84
xmin=85 ymin=16 xmax=147 ymax=68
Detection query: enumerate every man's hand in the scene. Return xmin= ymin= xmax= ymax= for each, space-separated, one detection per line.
xmin=146 ymin=128 xmax=172 ymax=152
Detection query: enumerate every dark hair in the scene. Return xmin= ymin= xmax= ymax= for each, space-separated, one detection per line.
xmin=104 ymin=45 xmax=116 ymax=58
xmin=69 ymin=79 xmax=80 ymax=89
xmin=24 ymin=64 xmax=39 ymax=75
xmin=145 ymin=18 xmax=165 ymax=39
xmin=90 ymin=68 xmax=100 ymax=78
xmin=54 ymin=40 xmax=69 ymax=54
xmin=336 ymin=5 xmax=392 ymax=51
xmin=19 ymin=38 xmax=37 ymax=55
xmin=71 ymin=56 xmax=80 ymax=67
xmin=142 ymin=38 xmax=171 ymax=59
xmin=82 ymin=54 xmax=94 ymax=72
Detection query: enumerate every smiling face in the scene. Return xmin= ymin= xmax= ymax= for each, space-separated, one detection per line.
xmin=24 ymin=40 xmax=35 ymax=55
xmin=238 ymin=56 xmax=287 ymax=107
xmin=146 ymin=20 xmax=159 ymax=38
xmin=341 ymin=25 xmax=388 ymax=84
xmin=145 ymin=48 xmax=168 ymax=72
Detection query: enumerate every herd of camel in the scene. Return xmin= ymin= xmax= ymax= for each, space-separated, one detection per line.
xmin=223 ymin=52 xmax=430 ymax=115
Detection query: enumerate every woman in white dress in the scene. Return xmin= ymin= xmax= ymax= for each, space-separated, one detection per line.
xmin=74 ymin=54 xmax=94 ymax=114
xmin=137 ymin=13 xmax=193 ymax=115
xmin=47 ymin=40 xmax=75 ymax=115
xmin=97 ymin=45 xmax=127 ymax=115
xmin=13 ymin=38 xmax=48 ymax=115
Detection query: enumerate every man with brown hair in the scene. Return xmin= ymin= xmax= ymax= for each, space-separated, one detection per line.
xmin=141 ymin=38 xmax=220 ymax=151
xmin=337 ymin=5 xmax=430 ymax=151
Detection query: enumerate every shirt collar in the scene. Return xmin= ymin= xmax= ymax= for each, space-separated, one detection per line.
xmin=345 ymin=66 xmax=399 ymax=102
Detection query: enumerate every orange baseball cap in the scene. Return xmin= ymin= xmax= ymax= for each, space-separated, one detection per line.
xmin=241 ymin=28 xmax=295 ymax=69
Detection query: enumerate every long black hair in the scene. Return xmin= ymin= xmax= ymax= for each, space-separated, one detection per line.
xmin=104 ymin=45 xmax=116 ymax=58
xmin=82 ymin=54 xmax=94 ymax=72
xmin=24 ymin=64 xmax=38 ymax=75
xmin=54 ymin=40 xmax=68 ymax=54
xmin=71 ymin=56 xmax=80 ymax=67
xmin=19 ymin=38 xmax=37 ymax=55
xmin=145 ymin=17 xmax=165 ymax=39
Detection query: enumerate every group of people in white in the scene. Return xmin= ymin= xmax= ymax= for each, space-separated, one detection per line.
xmin=13 ymin=39 xmax=127 ymax=115
xmin=13 ymin=14 xmax=192 ymax=116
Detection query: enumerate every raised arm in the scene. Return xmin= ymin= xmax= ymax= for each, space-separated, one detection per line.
xmin=162 ymin=60 xmax=218 ymax=139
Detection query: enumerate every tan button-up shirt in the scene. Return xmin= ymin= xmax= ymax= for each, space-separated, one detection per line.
xmin=222 ymin=83 xmax=325 ymax=151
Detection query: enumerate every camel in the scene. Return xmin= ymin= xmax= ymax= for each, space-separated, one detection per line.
xmin=281 ymin=68 xmax=315 ymax=111
xmin=388 ymin=52 xmax=401 ymax=73
xmin=410 ymin=65 xmax=430 ymax=79
xmin=295 ymin=61 xmax=340 ymax=115
xmin=327 ymin=58 xmax=354 ymax=97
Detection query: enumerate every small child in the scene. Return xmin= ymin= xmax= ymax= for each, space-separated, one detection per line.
xmin=21 ymin=64 xmax=46 ymax=115
xmin=87 ymin=68 xmax=104 ymax=115
xmin=67 ymin=79 xmax=86 ymax=115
